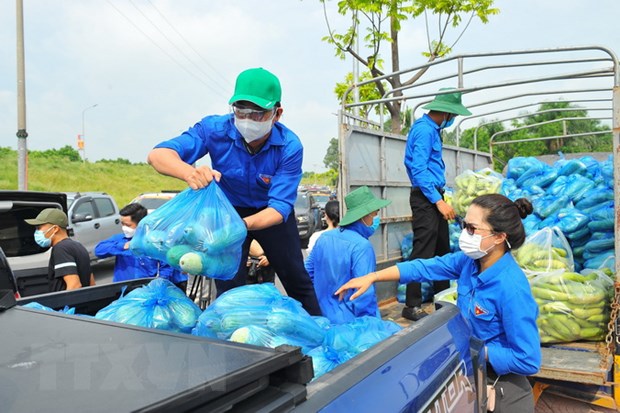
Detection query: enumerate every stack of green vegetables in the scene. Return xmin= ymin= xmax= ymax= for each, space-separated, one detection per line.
xmin=531 ymin=271 xmax=613 ymax=343
xmin=452 ymin=168 xmax=503 ymax=216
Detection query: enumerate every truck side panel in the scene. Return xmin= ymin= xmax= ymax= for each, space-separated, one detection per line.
xmin=297 ymin=304 xmax=484 ymax=412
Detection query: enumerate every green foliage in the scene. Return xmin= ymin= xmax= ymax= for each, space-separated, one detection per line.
xmin=383 ymin=107 xmax=413 ymax=134
xmin=96 ymin=158 xmax=133 ymax=165
xmin=29 ymin=145 xmax=81 ymax=162
xmin=320 ymin=0 xmax=499 ymax=133
xmin=454 ymin=102 xmax=612 ymax=171
xmin=323 ymin=138 xmax=339 ymax=170
xmin=301 ymin=169 xmax=338 ymax=187
xmin=334 ymin=72 xmax=388 ymax=118
xmin=0 ymin=148 xmax=187 ymax=207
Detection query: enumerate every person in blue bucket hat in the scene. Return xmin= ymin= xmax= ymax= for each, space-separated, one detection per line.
xmin=305 ymin=186 xmax=391 ymax=323
xmin=402 ymin=88 xmax=472 ymax=321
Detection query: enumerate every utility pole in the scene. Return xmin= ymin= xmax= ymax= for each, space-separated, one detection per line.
xmin=16 ymin=0 xmax=28 ymax=190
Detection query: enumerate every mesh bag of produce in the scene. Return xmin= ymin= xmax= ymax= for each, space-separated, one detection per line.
xmin=530 ymin=270 xmax=612 ymax=343
xmin=130 ymin=183 xmax=247 ymax=280
xmin=513 ymin=227 xmax=574 ymax=276
xmin=452 ymin=168 xmax=503 ymax=216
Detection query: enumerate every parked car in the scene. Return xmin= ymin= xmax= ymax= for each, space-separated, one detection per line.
xmin=295 ymin=191 xmax=320 ymax=249
xmin=130 ymin=190 xmax=180 ymax=213
xmin=0 ymin=191 xmax=122 ymax=296
xmin=308 ymin=191 xmax=333 ymax=229
xmin=64 ymin=192 xmax=122 ymax=261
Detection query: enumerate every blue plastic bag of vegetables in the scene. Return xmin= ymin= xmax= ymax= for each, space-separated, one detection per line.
xmin=22 ymin=302 xmax=76 ymax=314
xmin=94 ymin=278 xmax=202 ymax=333
xmin=130 ymin=183 xmax=247 ymax=280
xmin=506 ymin=157 xmax=542 ymax=180
xmin=192 ymin=284 xmax=326 ymax=348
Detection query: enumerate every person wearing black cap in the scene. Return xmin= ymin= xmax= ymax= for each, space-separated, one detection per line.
xmin=25 ymin=208 xmax=94 ymax=291
xmin=147 ymin=67 xmax=321 ymax=315
xmin=402 ymin=88 xmax=472 ymax=321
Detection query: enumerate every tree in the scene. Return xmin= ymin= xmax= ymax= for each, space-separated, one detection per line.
xmin=320 ymin=0 xmax=499 ymax=133
xmin=462 ymin=102 xmax=612 ymax=169
xmin=30 ymin=145 xmax=81 ymax=162
xmin=323 ymin=137 xmax=339 ymax=170
xmin=334 ymin=71 xmax=388 ymax=120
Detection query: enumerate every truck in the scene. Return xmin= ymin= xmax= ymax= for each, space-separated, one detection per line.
xmin=0 ymin=190 xmax=122 ymax=297
xmin=0 ymin=45 xmax=617 ymax=412
xmin=0 ymin=254 xmax=486 ymax=412
xmin=336 ymin=45 xmax=619 ymax=410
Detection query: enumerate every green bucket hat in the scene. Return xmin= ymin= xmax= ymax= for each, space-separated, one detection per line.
xmin=229 ymin=68 xmax=282 ymax=110
xmin=340 ymin=186 xmax=392 ymax=227
xmin=422 ymin=87 xmax=472 ymax=116
xmin=24 ymin=208 xmax=68 ymax=228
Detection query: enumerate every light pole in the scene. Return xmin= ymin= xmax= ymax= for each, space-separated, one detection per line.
xmin=81 ymin=103 xmax=98 ymax=161
xmin=16 ymin=0 xmax=28 ymax=190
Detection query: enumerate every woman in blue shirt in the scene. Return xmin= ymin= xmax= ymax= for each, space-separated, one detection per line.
xmin=335 ymin=194 xmax=541 ymax=413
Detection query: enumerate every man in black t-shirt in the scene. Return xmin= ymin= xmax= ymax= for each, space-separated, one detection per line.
xmin=25 ymin=208 xmax=94 ymax=291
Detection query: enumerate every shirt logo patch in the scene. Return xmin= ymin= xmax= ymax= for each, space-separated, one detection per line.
xmin=474 ymin=303 xmax=488 ymax=316
xmin=259 ymin=174 xmax=272 ymax=185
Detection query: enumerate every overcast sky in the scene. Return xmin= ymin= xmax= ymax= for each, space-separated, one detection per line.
xmin=1 ymin=0 xmax=619 ymax=173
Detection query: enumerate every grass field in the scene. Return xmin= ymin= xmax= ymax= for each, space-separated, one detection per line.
xmin=0 ymin=151 xmax=334 ymax=207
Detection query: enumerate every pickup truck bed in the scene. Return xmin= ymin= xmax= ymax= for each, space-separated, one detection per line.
xmin=534 ymin=342 xmax=611 ymax=386
xmin=4 ymin=281 xmax=486 ymax=412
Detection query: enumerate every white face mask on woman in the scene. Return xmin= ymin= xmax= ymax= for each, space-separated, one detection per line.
xmin=234 ymin=114 xmax=275 ymax=143
xmin=458 ymin=230 xmax=496 ymax=260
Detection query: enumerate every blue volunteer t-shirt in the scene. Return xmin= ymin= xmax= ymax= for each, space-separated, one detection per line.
xmin=396 ymin=251 xmax=542 ymax=376
xmin=404 ymin=114 xmax=446 ymax=204
xmin=154 ymin=114 xmax=303 ymax=220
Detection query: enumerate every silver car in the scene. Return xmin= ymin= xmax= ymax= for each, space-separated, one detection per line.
xmin=65 ymin=192 xmax=122 ymax=260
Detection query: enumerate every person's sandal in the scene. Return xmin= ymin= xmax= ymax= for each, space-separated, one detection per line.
xmin=401 ymin=306 xmax=428 ymax=321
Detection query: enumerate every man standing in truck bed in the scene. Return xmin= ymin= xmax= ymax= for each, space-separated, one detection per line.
xmin=402 ymin=88 xmax=471 ymax=321
xmin=25 ymin=208 xmax=94 ymax=291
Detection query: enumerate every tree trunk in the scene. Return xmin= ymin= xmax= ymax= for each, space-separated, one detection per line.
xmin=390 ymin=13 xmax=402 ymax=134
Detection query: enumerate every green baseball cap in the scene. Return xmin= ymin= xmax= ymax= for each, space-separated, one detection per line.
xmin=423 ymin=87 xmax=472 ymax=116
xmin=340 ymin=186 xmax=391 ymax=227
xmin=24 ymin=208 xmax=68 ymax=228
xmin=229 ymin=68 xmax=282 ymax=110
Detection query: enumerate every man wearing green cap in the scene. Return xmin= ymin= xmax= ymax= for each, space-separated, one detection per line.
xmin=148 ymin=67 xmax=321 ymax=315
xmin=305 ymin=186 xmax=391 ymax=323
xmin=25 ymin=208 xmax=94 ymax=291
xmin=402 ymin=88 xmax=471 ymax=321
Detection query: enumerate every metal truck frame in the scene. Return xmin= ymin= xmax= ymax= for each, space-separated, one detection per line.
xmin=337 ymin=45 xmax=620 ymax=408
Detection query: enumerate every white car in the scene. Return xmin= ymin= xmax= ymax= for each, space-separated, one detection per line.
xmin=130 ymin=191 xmax=180 ymax=214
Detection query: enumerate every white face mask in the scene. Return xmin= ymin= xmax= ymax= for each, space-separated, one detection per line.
xmin=122 ymin=225 xmax=136 ymax=238
xmin=234 ymin=115 xmax=275 ymax=143
xmin=458 ymin=230 xmax=495 ymax=260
